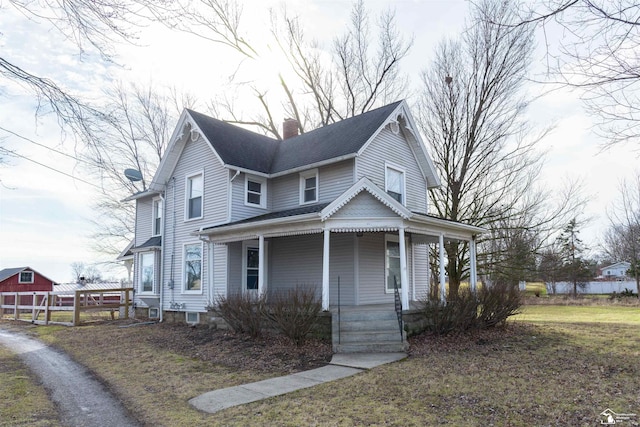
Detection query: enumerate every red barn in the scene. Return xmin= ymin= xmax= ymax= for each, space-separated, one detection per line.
xmin=0 ymin=267 xmax=57 ymax=305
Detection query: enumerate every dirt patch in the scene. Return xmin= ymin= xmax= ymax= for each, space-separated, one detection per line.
xmin=140 ymin=322 xmax=333 ymax=373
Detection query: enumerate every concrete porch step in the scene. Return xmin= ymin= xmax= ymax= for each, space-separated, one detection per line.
xmin=338 ymin=331 xmax=403 ymax=343
xmin=334 ymin=341 xmax=408 ymax=353
xmin=336 ymin=310 xmax=398 ymax=322
xmin=336 ymin=319 xmax=400 ymax=332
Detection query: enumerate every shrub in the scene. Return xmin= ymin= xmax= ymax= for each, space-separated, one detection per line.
xmin=419 ymin=283 xmax=522 ymax=335
xmin=420 ymin=289 xmax=478 ymax=335
xmin=477 ymin=282 xmax=522 ymax=328
xmin=208 ymin=292 xmax=266 ymax=338
xmin=265 ymin=287 xmax=321 ymax=346
xmin=611 ymin=288 xmax=637 ymax=299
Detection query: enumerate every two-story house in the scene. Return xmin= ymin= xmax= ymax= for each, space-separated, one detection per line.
xmin=125 ymin=100 xmax=483 ymax=351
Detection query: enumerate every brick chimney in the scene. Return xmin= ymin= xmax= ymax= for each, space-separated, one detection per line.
xmin=282 ymin=118 xmax=299 ymax=139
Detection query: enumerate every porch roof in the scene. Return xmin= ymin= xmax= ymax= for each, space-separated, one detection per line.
xmin=195 ymin=204 xmax=484 ymax=243
xmin=131 ymin=236 xmax=162 ymax=252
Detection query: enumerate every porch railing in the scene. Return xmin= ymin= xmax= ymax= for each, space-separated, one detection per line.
xmin=393 ymin=276 xmax=404 ymax=342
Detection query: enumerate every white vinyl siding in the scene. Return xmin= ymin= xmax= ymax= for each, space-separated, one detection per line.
xmin=357 ymin=233 xmax=391 ymax=304
xmin=271 ymin=160 xmax=354 ymax=212
xmin=329 ymin=233 xmax=355 ymax=306
xmin=356 ymin=128 xmax=428 ymax=212
xmin=269 ymin=234 xmax=323 ymax=299
xmin=158 ymin=135 xmax=227 ymax=311
xmin=412 ymin=243 xmax=430 ymax=300
xmin=134 ymin=197 xmax=154 ymax=247
xmin=330 ymin=192 xmax=396 ymax=219
xmin=230 ymin=172 xmax=270 ymax=221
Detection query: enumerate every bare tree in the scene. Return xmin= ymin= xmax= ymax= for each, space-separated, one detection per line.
xmin=603 ymin=172 xmax=640 ymax=296
xmin=165 ymin=0 xmax=412 ymax=137
xmin=2 ymin=1 xmax=162 ymax=142
xmin=505 ymin=1 xmax=640 ymax=147
xmin=79 ymin=82 xmax=180 ymax=256
xmin=417 ymin=0 xmax=584 ymax=298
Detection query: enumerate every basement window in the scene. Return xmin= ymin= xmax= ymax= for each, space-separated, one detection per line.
xmin=185 ymin=312 xmax=199 ymax=324
xmin=148 ymin=307 xmax=159 ymax=319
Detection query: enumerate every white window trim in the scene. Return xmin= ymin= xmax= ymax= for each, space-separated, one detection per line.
xmin=18 ymin=271 xmax=34 ymax=284
xmin=299 ymin=169 xmax=319 ymax=205
xmin=152 ymin=197 xmax=163 ymax=237
xmin=148 ymin=307 xmax=160 ymax=319
xmin=138 ymin=252 xmax=156 ymax=295
xmin=244 ymin=175 xmax=267 ymax=209
xmin=241 ymin=240 xmax=268 ymax=293
xmin=385 ymin=162 xmax=406 ymax=205
xmin=184 ymin=170 xmax=204 ymax=221
xmin=182 ymin=242 xmax=204 ymax=295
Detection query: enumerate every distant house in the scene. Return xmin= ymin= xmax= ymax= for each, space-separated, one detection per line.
xmin=0 ymin=267 xmax=57 ymax=306
xmin=601 ymin=262 xmax=631 ymax=280
xmin=0 ymin=267 xmax=56 ymax=293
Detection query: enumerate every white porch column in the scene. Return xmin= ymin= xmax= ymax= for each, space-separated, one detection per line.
xmin=469 ymin=236 xmax=478 ymax=293
xmin=322 ymin=228 xmax=330 ymax=310
xmin=439 ymin=233 xmax=446 ymax=303
xmin=399 ymin=227 xmax=409 ymax=309
xmin=258 ymin=234 xmax=265 ymax=297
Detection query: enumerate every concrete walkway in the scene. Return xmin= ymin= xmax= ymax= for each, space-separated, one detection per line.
xmin=189 ymin=352 xmax=407 ymax=414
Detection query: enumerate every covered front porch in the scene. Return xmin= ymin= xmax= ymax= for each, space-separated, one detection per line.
xmin=196 ymin=207 xmax=483 ymax=312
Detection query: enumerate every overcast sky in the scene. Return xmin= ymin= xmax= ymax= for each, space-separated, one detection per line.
xmin=0 ymin=0 xmax=635 ymax=282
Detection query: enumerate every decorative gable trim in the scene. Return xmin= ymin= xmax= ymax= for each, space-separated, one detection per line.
xmin=355 ymin=100 xmax=440 ymax=189
xmin=150 ymin=110 xmax=225 ymax=193
xmin=320 ymin=177 xmax=412 ymax=221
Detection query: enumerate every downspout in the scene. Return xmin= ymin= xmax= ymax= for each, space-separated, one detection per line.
xmin=162 ymin=177 xmax=176 ymax=322
xmin=159 ymin=188 xmax=166 ymax=323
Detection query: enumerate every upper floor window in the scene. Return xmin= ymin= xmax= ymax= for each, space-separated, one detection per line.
xmin=299 ymin=169 xmax=318 ymax=204
xmin=139 ymin=252 xmax=155 ymax=293
xmin=19 ymin=271 xmax=34 ymax=283
xmin=245 ymin=175 xmax=266 ymax=208
xmin=152 ymin=198 xmax=162 ymax=236
xmin=183 ymin=243 xmax=202 ymax=293
xmin=385 ymin=164 xmax=405 ymax=204
xmin=186 ymin=173 xmax=203 ymax=220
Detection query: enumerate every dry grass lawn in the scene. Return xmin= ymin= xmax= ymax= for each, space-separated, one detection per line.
xmin=0 ymin=346 xmax=61 ymax=427
xmin=1 ymin=304 xmax=639 ymax=426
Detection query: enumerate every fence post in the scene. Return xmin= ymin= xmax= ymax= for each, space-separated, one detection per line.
xmin=14 ymin=292 xmax=19 ymax=320
xmin=74 ymin=290 xmax=81 ymax=326
xmin=0 ymin=292 xmax=4 ymax=318
xmin=32 ymin=292 xmax=37 ymax=322
xmin=45 ymin=292 xmax=51 ymax=325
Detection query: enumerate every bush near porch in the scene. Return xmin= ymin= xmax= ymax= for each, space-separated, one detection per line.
xmin=207 ymin=287 xmax=329 ymax=345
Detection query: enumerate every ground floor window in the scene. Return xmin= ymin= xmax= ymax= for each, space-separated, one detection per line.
xmin=184 ymin=243 xmax=202 ymax=292
xmin=139 ymin=252 xmax=154 ymax=293
xmin=245 ymin=247 xmax=259 ymax=290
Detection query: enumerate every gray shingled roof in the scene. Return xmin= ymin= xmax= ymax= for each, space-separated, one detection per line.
xmin=202 ymin=203 xmax=330 ymax=231
xmin=0 ymin=267 xmax=27 ymax=282
xmin=133 ymin=236 xmax=162 ymax=250
xmin=187 ymin=101 xmax=402 ymax=175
